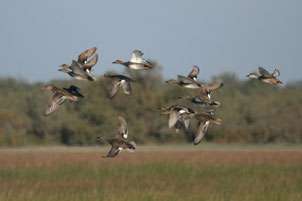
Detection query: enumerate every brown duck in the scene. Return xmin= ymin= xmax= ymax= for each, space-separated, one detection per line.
xmin=159 ymin=105 xmax=195 ymax=133
xmin=101 ymin=74 xmax=136 ymax=99
xmin=97 ymin=115 xmax=136 ymax=158
xmin=42 ymin=84 xmax=85 ymax=116
xmin=166 ymin=66 xmax=201 ymax=89
xmin=184 ymin=111 xmax=222 ymax=145
xmin=178 ymin=82 xmax=223 ymax=107
xmin=246 ymin=67 xmax=283 ymax=84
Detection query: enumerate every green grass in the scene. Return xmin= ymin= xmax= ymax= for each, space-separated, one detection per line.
xmin=0 ymin=146 xmax=301 ymax=201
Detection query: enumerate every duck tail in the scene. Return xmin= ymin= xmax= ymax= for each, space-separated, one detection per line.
xmin=209 ymin=101 xmax=220 ymax=107
xmin=88 ymin=76 xmax=97 ymax=81
xmin=126 ymin=141 xmax=136 ymax=152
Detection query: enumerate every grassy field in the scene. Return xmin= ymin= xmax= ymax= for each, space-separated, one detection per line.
xmin=0 ymin=144 xmax=301 ymax=201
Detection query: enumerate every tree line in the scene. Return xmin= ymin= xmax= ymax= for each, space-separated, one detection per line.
xmin=0 ymin=63 xmax=301 ymax=146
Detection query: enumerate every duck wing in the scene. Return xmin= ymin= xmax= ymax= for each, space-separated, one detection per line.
xmin=177 ymin=75 xmax=194 ymax=84
xmin=204 ymin=83 xmax=224 ymax=91
xmin=116 ymin=115 xmax=128 ymax=140
xmin=103 ymin=145 xmax=122 ymax=158
xmin=169 ymin=110 xmax=179 ymax=129
xmin=272 ymin=69 xmax=280 ymax=77
xmin=110 ymin=80 xmax=122 ymax=99
xmin=258 ymin=67 xmax=272 ymax=78
xmin=130 ymin=50 xmax=144 ymax=63
xmin=194 ymin=121 xmax=210 ymax=145
xmin=121 ymin=82 xmax=131 ymax=95
xmin=45 ymin=93 xmax=67 ymax=116
xmin=78 ymin=47 xmax=97 ymax=65
xmin=83 ymin=54 xmax=98 ymax=71
xmin=70 ymin=60 xmax=86 ymax=75
xmin=188 ymin=65 xmax=200 ymax=80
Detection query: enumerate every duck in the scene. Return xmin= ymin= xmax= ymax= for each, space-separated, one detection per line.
xmin=183 ymin=111 xmax=222 ymax=145
xmin=59 ymin=60 xmax=96 ymax=81
xmin=59 ymin=47 xmax=98 ymax=74
xmin=166 ymin=66 xmax=201 ymax=89
xmin=178 ymin=82 xmax=224 ymax=107
xmin=101 ymin=74 xmax=136 ymax=99
xmin=112 ymin=50 xmax=152 ymax=70
xmin=97 ymin=115 xmax=136 ymax=158
xmin=159 ymin=105 xmax=195 ymax=133
xmin=42 ymin=84 xmax=85 ymax=116
xmin=246 ymin=67 xmax=283 ymax=84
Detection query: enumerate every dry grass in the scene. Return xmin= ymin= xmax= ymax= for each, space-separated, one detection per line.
xmin=0 ymin=145 xmax=301 ymax=201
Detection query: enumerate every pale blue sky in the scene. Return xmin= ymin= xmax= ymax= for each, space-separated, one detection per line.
xmin=1 ymin=0 xmax=301 ymax=83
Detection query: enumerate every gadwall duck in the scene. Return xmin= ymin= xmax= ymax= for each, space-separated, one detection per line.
xmin=159 ymin=105 xmax=195 ymax=133
xmin=246 ymin=67 xmax=283 ymax=84
xmin=101 ymin=74 xmax=136 ymax=99
xmin=42 ymin=84 xmax=85 ymax=116
xmin=166 ymin=66 xmax=201 ymax=89
xmin=59 ymin=60 xmax=96 ymax=81
xmin=97 ymin=115 xmax=136 ymax=158
xmin=59 ymin=47 xmax=98 ymax=74
xmin=178 ymin=82 xmax=223 ymax=107
xmin=184 ymin=111 xmax=222 ymax=145
xmin=112 ymin=50 xmax=152 ymax=70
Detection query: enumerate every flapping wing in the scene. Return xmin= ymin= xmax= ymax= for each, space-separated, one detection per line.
xmin=70 ymin=60 xmax=85 ymax=75
xmin=130 ymin=50 xmax=144 ymax=63
xmin=104 ymin=145 xmax=122 ymax=158
xmin=258 ymin=67 xmax=271 ymax=78
xmin=177 ymin=75 xmax=194 ymax=84
xmin=183 ymin=115 xmax=191 ymax=130
xmin=110 ymin=80 xmax=121 ymax=99
xmin=272 ymin=69 xmax=280 ymax=77
xmin=205 ymin=83 xmax=224 ymax=91
xmin=121 ymin=83 xmax=131 ymax=95
xmin=116 ymin=115 xmax=128 ymax=139
xmin=188 ymin=65 xmax=200 ymax=80
xmin=83 ymin=54 xmax=98 ymax=70
xmin=194 ymin=121 xmax=210 ymax=145
xmin=78 ymin=47 xmax=97 ymax=64
xmin=45 ymin=93 xmax=66 ymax=116
xmin=169 ymin=110 xmax=179 ymax=129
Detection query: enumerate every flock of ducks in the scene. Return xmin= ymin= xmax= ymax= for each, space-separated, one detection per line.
xmin=42 ymin=47 xmax=283 ymax=157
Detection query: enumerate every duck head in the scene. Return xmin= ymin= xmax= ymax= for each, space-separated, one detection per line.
xmin=41 ymin=84 xmax=55 ymax=90
xmin=112 ymin=60 xmax=124 ymax=64
xmin=246 ymin=73 xmax=259 ymax=79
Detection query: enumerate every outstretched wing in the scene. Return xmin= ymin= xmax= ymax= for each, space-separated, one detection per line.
xmin=188 ymin=65 xmax=200 ymax=80
xmin=272 ymin=69 xmax=280 ymax=77
xmin=78 ymin=47 xmax=97 ymax=64
xmin=205 ymin=83 xmax=224 ymax=91
xmin=258 ymin=67 xmax=271 ymax=78
xmin=177 ymin=75 xmax=194 ymax=84
xmin=104 ymin=145 xmax=122 ymax=158
xmin=116 ymin=115 xmax=128 ymax=139
xmin=169 ymin=110 xmax=179 ymax=129
xmin=83 ymin=54 xmax=98 ymax=70
xmin=110 ymin=80 xmax=121 ymax=99
xmin=130 ymin=50 xmax=144 ymax=63
xmin=121 ymin=83 xmax=131 ymax=95
xmin=45 ymin=93 xmax=66 ymax=116
xmin=194 ymin=121 xmax=210 ymax=145
xmin=70 ymin=60 xmax=85 ymax=75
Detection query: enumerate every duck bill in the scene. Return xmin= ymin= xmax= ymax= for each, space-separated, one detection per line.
xmin=144 ymin=66 xmax=152 ymax=70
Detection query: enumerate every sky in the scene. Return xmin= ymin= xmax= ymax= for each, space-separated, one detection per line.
xmin=0 ymin=0 xmax=301 ymax=83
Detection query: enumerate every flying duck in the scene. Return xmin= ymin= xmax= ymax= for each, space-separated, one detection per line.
xmin=97 ymin=115 xmax=136 ymax=158
xmin=112 ymin=50 xmax=152 ymax=70
xmin=42 ymin=84 xmax=85 ymax=116
xmin=246 ymin=67 xmax=283 ymax=84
